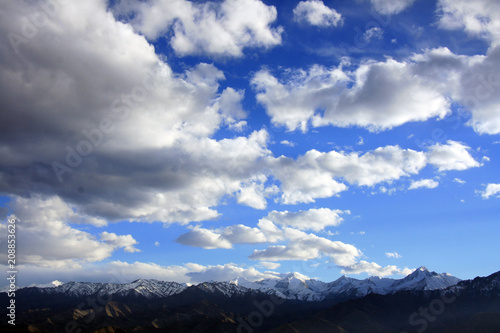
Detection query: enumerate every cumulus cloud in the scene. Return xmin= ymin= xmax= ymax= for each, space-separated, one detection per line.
xmin=271 ymin=145 xmax=426 ymax=204
xmin=262 ymin=208 xmax=348 ymax=231
xmin=253 ymin=44 xmax=500 ymax=135
xmin=369 ymin=0 xmax=416 ymax=15
xmin=0 ymin=0 xmax=278 ymax=225
xmin=409 ymin=179 xmax=439 ymax=190
xmin=293 ymin=0 xmax=342 ymax=27
xmin=252 ymin=58 xmax=450 ymax=132
xmin=100 ymin=232 xmax=141 ymax=253
xmin=427 ymin=140 xmax=481 ymax=171
xmin=0 ymin=195 xmax=138 ymax=268
xmin=479 ymin=183 xmax=500 ymax=199
xmin=112 ymin=0 xmax=283 ymax=57
xmin=437 ymin=0 xmax=500 ymax=47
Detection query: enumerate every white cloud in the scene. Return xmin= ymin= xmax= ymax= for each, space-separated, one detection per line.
xmin=222 ymin=224 xmax=268 ymax=244
xmin=176 ymin=227 xmax=233 ymax=249
xmin=154 ymin=241 xmax=160 ymax=247
xmin=271 ymin=145 xmax=426 ymax=204
xmin=386 ymin=252 xmax=402 ymax=259
xmin=0 ymin=195 xmax=138 ymax=268
xmin=185 ymin=263 xmax=280 ymax=283
xmin=217 ymin=87 xmax=247 ymax=130
xmin=113 ymin=0 xmax=283 ymax=57
xmin=252 ymin=58 xmax=450 ymax=133
xmin=249 ymin=227 xmax=362 ymax=266
xmin=176 ymin=223 xmax=268 ymax=249
xmin=427 ymin=140 xmax=481 ymax=171
xmin=454 ymin=178 xmax=466 ymax=184
xmin=370 ymin=0 xmax=417 ymax=15
xmin=253 ymin=45 xmax=500 ymax=135
xmin=409 ymin=179 xmax=439 ymax=190
xmin=256 ymin=219 xmax=285 ymax=243
xmin=293 ymin=0 xmax=342 ymax=27
xmin=362 ymin=27 xmax=384 ymax=42
xmin=248 ymin=227 xmax=409 ymax=276
xmin=236 ymin=175 xmax=273 ymax=210
xmin=0 ymin=0 xmax=282 ymax=226
xmin=263 ymin=208 xmax=348 ymax=231
xmin=100 ymin=232 xmax=141 ymax=253
xmin=437 ymin=0 xmax=500 ymax=47
xmin=480 ymin=183 xmax=500 ymax=199
xmin=259 ymin=261 xmax=281 ymax=269
xmin=280 ymin=140 xmax=296 ymax=147
xmin=340 ymin=260 xmax=412 ymax=277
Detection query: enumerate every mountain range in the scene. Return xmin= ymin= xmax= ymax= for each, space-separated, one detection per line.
xmin=1 ymin=267 xmax=499 ymax=333
xmin=11 ymin=266 xmax=460 ymax=302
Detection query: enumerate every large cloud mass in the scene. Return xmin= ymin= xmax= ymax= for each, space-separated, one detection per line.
xmin=112 ymin=0 xmax=283 ymax=57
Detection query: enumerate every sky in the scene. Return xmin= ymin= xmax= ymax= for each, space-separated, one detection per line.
xmin=0 ymin=0 xmax=500 ymax=288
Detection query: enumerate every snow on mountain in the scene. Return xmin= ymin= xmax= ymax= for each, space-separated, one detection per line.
xmin=390 ymin=266 xmax=462 ymax=291
xmin=13 ymin=266 xmax=461 ymax=302
xmin=195 ymin=281 xmax=253 ymax=297
xmin=35 ymin=279 xmax=187 ymax=298
xmin=230 ymin=266 xmax=461 ymax=301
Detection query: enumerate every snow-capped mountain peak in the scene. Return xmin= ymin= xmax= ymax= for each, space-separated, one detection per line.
xmin=390 ymin=266 xmax=461 ymax=291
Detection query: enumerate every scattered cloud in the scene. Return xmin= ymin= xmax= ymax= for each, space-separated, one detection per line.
xmin=262 ymin=208 xmax=348 ymax=232
xmin=280 ymin=140 xmax=296 ymax=147
xmin=100 ymin=232 xmax=141 ymax=253
xmin=362 ymin=27 xmax=384 ymax=42
xmin=454 ymin=178 xmax=466 ymax=184
xmin=479 ymin=183 xmax=500 ymax=199
xmin=249 ymin=228 xmax=362 ymax=266
xmin=259 ymin=261 xmax=281 ymax=270
xmin=340 ymin=260 xmax=413 ymax=277
xmin=409 ymin=179 xmax=439 ymax=190
xmin=386 ymin=252 xmax=402 ymax=259
xmin=428 ymin=140 xmax=481 ymax=171
xmin=293 ymin=0 xmax=343 ymax=27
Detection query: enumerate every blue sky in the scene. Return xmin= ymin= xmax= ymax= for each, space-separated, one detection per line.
xmin=1 ymin=0 xmax=500 ymax=287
